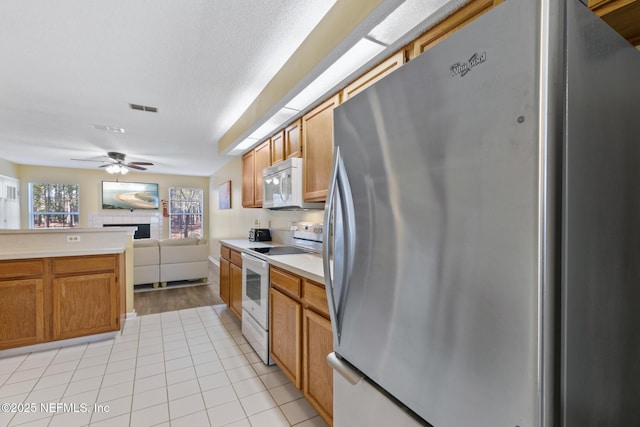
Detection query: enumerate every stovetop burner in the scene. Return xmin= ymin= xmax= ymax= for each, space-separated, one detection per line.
xmin=249 ymin=246 xmax=311 ymax=256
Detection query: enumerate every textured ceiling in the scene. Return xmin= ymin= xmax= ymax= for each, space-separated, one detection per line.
xmin=0 ymin=0 xmax=337 ymax=176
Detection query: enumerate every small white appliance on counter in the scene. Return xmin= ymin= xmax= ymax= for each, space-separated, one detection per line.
xmin=262 ymin=158 xmax=324 ymax=210
xmin=241 ymin=225 xmax=323 ymax=365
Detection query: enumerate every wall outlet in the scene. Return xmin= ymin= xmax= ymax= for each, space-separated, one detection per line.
xmin=66 ymin=235 xmax=81 ymax=242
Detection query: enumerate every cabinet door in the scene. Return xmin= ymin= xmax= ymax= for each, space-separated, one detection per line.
xmin=342 ymin=50 xmax=405 ymax=102
xmin=303 ymin=308 xmax=333 ymax=425
xmin=254 ymin=140 xmax=272 ymax=206
xmin=271 ymin=131 xmax=285 ymax=165
xmin=52 ymin=273 xmax=118 ymax=340
xmin=219 ymin=256 xmax=230 ymax=306
xmin=230 ymin=262 xmax=243 ymax=319
xmin=242 ymin=150 xmax=255 ymax=207
xmin=270 ymin=288 xmax=302 ymax=388
xmin=412 ymin=0 xmax=502 ymax=57
xmin=593 ymin=0 xmax=640 ymax=45
xmin=302 ymin=94 xmax=341 ymax=202
xmin=285 ymin=119 xmax=302 ymax=159
xmin=0 ymin=278 xmax=44 ymax=350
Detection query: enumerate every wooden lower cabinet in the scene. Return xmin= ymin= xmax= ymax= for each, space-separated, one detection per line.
xmin=0 ymin=278 xmax=44 ymax=350
xmin=269 ymin=266 xmax=333 ymax=425
xmin=52 ymin=272 xmax=118 ymax=340
xmin=230 ymin=262 xmax=243 ymax=319
xmin=0 ymin=254 xmax=123 ymax=351
xmin=269 ymin=287 xmax=302 ymax=388
xmin=219 ymin=256 xmax=230 ymax=305
xmin=303 ymin=308 xmax=333 ymax=425
xmin=220 ymin=245 xmax=243 ymax=320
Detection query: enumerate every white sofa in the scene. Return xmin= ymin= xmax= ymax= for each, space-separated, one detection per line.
xmin=133 ymin=237 xmax=209 ymax=288
xmin=133 ymin=238 xmax=160 ymax=287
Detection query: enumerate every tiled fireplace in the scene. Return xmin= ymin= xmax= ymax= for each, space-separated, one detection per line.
xmin=88 ymin=212 xmax=163 ymax=240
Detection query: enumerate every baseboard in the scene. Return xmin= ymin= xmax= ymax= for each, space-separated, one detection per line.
xmin=0 ymin=332 xmax=119 ymax=359
xmin=209 ymin=256 xmax=219 ymax=267
xmin=126 ymin=311 xmax=137 ymax=320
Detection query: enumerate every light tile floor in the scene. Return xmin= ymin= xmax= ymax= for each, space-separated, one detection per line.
xmin=0 ymin=305 xmax=329 ymax=427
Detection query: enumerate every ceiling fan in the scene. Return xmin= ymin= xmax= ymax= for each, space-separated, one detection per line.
xmin=72 ymin=151 xmax=154 ymax=174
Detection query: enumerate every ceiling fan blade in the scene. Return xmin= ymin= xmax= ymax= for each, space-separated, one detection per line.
xmin=71 ymin=158 xmax=108 ymax=163
xmin=128 ymin=161 xmax=154 ymax=166
xmin=127 ymin=164 xmax=147 ymax=170
xmin=98 ymin=164 xmax=110 ymax=168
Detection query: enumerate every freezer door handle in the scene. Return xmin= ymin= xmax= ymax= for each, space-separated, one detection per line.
xmin=323 ymin=147 xmax=356 ymax=345
xmin=327 ymin=352 xmax=362 ymax=385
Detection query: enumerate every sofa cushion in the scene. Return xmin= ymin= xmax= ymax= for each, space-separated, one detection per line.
xmin=160 ymin=237 xmax=200 ymax=247
xmin=134 ymin=238 xmax=159 ymax=248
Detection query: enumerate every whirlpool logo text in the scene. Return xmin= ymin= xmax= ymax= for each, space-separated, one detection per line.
xmin=450 ymin=52 xmax=487 ymax=77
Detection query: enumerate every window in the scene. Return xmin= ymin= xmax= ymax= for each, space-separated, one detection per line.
xmin=29 ymin=183 xmax=79 ymax=228
xmin=169 ymin=187 xmax=203 ymax=239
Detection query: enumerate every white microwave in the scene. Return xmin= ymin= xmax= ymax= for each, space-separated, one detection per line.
xmin=262 ymin=158 xmax=324 ymax=210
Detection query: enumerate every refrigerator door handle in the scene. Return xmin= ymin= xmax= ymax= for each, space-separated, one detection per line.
xmin=323 ymin=147 xmax=356 ymax=345
xmin=327 ymin=352 xmax=362 ymax=385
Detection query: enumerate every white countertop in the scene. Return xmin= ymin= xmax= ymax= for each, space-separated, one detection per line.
xmin=0 ymin=228 xmax=133 ymax=260
xmin=220 ymin=239 xmax=326 ymax=285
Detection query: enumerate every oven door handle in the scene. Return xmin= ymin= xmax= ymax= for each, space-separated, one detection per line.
xmin=241 ymin=252 xmax=269 ymax=270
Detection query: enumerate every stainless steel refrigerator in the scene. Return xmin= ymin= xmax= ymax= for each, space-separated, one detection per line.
xmin=322 ymin=0 xmax=640 ymax=426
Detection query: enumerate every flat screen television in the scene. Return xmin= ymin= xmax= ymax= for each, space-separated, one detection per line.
xmin=102 ymin=181 xmax=159 ymax=210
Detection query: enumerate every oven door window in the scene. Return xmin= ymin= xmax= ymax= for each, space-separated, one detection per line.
xmin=245 ymin=266 xmax=263 ymax=307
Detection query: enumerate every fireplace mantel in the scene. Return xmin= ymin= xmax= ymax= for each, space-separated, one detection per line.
xmin=89 ymin=212 xmax=163 ymax=240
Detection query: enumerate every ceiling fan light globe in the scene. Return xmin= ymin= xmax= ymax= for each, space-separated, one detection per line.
xmin=120 ymin=166 xmax=129 ymax=175
xmin=106 ymin=164 xmax=116 ymax=174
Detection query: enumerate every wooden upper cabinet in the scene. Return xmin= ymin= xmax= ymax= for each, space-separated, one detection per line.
xmin=242 ymin=150 xmax=255 ymax=208
xmin=412 ymin=0 xmax=503 ymax=57
xmin=285 ymin=119 xmax=302 ymax=159
xmin=242 ymin=140 xmax=271 ymax=208
xmin=590 ymin=0 xmax=640 ymax=45
xmin=302 ymin=94 xmax=341 ymax=202
xmin=342 ymin=50 xmax=405 ymax=102
xmin=254 ymin=140 xmax=271 ymax=207
xmin=271 ymin=130 xmax=285 ymax=165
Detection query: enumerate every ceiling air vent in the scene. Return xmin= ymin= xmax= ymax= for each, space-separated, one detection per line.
xmin=129 ymin=103 xmax=158 ymax=113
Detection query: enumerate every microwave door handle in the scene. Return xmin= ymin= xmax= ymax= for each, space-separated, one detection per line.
xmin=280 ymin=173 xmax=289 ymax=202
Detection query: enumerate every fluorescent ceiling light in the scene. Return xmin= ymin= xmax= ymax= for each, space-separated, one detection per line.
xmin=248 ymin=107 xmax=300 ymax=140
xmin=285 ymin=38 xmax=386 ymax=112
xmin=368 ymin=0 xmax=449 ymax=45
xmin=230 ymin=137 xmax=259 ymax=155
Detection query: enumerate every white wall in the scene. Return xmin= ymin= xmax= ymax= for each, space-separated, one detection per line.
xmin=0 ymin=157 xmax=18 ymax=178
xmin=17 ymin=164 xmax=209 ymax=240
xmin=209 ymin=157 xmax=324 ymax=260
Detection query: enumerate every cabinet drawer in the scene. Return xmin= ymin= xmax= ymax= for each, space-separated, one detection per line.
xmin=230 ymin=250 xmax=243 ymax=266
xmin=303 ymin=280 xmax=329 ymax=318
xmin=271 ymin=267 xmax=301 ymax=298
xmin=0 ymin=259 xmax=44 ymax=280
xmin=221 ymin=245 xmax=231 ymax=260
xmin=52 ymin=255 xmax=116 ymax=275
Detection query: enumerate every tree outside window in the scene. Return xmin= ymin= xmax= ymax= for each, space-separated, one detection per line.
xmin=169 ymin=187 xmax=203 ymax=239
xmin=29 ymin=183 xmax=79 ymax=228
